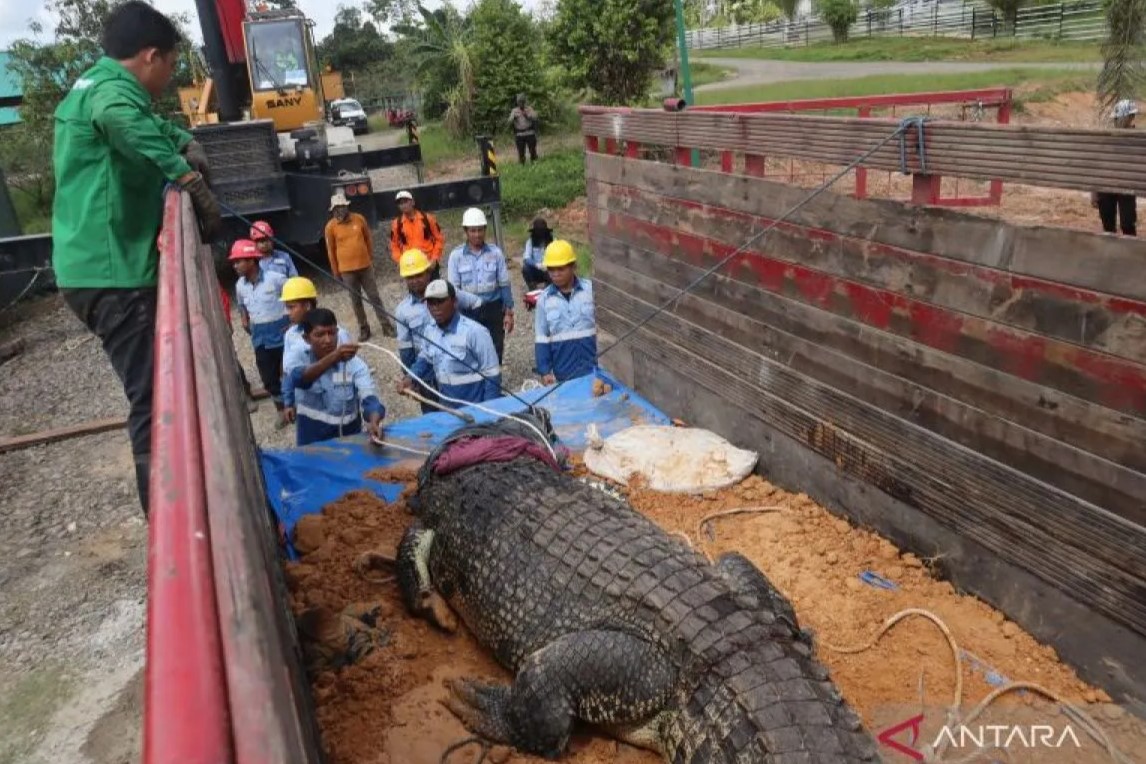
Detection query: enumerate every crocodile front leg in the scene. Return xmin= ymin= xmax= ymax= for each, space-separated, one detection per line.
xmin=396 ymin=521 xmax=457 ymax=633
xmin=443 ymin=630 xmax=676 ymax=760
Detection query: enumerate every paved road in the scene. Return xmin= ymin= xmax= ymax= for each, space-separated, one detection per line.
xmin=694 ymin=56 xmax=1100 ymax=91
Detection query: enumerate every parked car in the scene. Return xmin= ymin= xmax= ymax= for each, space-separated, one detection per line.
xmin=329 ymin=98 xmax=369 ymax=135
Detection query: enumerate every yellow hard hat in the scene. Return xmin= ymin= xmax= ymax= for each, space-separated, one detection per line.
xmin=399 ymin=248 xmax=432 ymax=278
xmin=280 ymin=276 xmax=318 ymax=302
xmin=543 ymin=239 xmax=577 ymax=269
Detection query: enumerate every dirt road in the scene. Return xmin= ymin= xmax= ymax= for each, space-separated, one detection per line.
xmin=693 ymin=56 xmax=1099 ymax=92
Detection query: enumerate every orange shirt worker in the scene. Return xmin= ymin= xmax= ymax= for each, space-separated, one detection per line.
xmin=389 ymin=189 xmax=445 ymax=281
xmin=324 ymin=193 xmax=395 ymax=341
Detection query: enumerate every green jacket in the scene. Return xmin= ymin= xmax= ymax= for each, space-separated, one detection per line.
xmin=52 ymin=56 xmax=194 ymax=289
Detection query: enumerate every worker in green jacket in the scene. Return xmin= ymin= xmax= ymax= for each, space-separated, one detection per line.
xmin=52 ymin=0 xmax=222 ymax=517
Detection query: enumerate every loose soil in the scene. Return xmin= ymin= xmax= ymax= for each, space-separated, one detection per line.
xmin=286 ymin=464 xmax=1146 ymax=764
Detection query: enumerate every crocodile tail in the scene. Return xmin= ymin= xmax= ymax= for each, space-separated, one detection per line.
xmin=663 ymin=638 xmax=879 ymax=763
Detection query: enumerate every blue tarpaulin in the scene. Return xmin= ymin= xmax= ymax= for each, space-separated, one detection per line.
xmin=260 ymin=369 xmax=670 ymax=554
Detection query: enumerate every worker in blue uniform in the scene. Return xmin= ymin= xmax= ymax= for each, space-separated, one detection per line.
xmin=533 ymin=240 xmax=597 ymax=384
xmin=232 ymin=238 xmax=290 ymax=426
xmin=288 ymin=308 xmax=385 ymax=446
xmin=394 ymin=249 xmax=484 ymax=413
xmin=400 ymin=279 xmax=502 ymax=406
xmin=445 ymin=207 xmax=514 ymax=363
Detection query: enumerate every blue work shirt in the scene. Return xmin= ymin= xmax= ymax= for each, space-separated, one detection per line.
xmin=280 ymin=323 xmax=352 ymax=407
xmin=446 ymin=242 xmax=514 ymax=309
xmin=289 ymin=353 xmax=385 ymax=446
xmin=534 ymin=278 xmax=598 ymax=382
xmin=522 ymin=240 xmax=546 ymax=271
xmin=236 ymin=270 xmax=289 ymax=349
xmin=395 ymin=288 xmax=483 ymax=369
xmin=260 ymin=249 xmax=298 ymax=279
xmin=409 ymin=313 xmax=501 ymax=405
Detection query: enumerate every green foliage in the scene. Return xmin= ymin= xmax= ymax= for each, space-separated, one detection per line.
xmin=548 ymin=0 xmax=675 ymax=105
xmin=365 ymin=0 xmax=419 ymax=26
xmin=712 ymin=0 xmax=785 ymax=25
xmin=1099 ymin=0 xmax=1146 ymax=115
xmin=469 ymin=0 xmax=548 ymax=136
xmin=403 ymin=4 xmax=476 ymax=136
xmin=986 ymin=0 xmax=1027 ymax=26
xmin=317 ymin=7 xmax=394 ymax=74
xmin=867 ymin=0 xmax=898 ymax=9
xmin=2 ymin=0 xmax=195 ymax=224
xmin=498 ymin=148 xmax=585 ymax=219
xmin=700 ymin=36 xmax=1102 ymax=62
xmin=693 ymin=66 xmax=1088 ymax=104
xmin=815 ymin=0 xmax=860 ymax=42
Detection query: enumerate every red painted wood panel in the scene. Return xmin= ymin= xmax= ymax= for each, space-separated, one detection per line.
xmin=599 ymin=209 xmax=1146 ymax=418
xmin=593 ymin=181 xmax=1146 ymax=365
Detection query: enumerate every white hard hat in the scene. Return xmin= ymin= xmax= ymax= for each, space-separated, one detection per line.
xmin=329 ymin=193 xmax=350 ymax=210
xmin=424 ymin=279 xmax=455 ymax=300
xmin=1113 ymin=99 xmax=1139 ymax=120
xmin=462 ymin=207 xmax=488 ymax=228
xmin=395 ymin=190 xmax=413 ymax=201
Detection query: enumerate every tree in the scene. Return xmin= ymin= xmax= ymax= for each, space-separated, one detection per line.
xmin=3 ymin=0 xmax=196 ymax=224
xmin=1098 ymin=0 xmax=1146 ymax=117
xmin=985 ymin=0 xmax=1025 ymax=29
xmin=402 ymin=3 xmax=476 ymax=136
xmin=815 ymin=0 xmax=858 ymax=41
xmin=548 ymin=0 xmax=675 ymax=105
xmin=469 ymin=0 xmax=547 ymax=135
xmin=317 ymin=6 xmax=394 ymax=74
xmin=777 ymin=0 xmax=801 ymax=22
xmin=366 ymin=0 xmax=419 ymax=26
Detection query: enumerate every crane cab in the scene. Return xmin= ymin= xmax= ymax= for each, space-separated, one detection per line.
xmin=242 ymin=8 xmax=324 ymax=134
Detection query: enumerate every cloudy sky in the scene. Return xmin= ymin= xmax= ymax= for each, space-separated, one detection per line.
xmin=1 ymin=0 xmax=543 ymax=50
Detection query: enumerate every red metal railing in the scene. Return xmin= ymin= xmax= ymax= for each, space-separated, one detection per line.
xmin=583 ymin=88 xmax=1013 ymax=208
xmin=145 ymin=189 xmax=233 ymax=764
xmin=146 ymin=189 xmax=323 ymax=764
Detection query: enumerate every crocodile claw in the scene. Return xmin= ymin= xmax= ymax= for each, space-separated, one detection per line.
xmin=441 ymin=678 xmax=512 ymax=743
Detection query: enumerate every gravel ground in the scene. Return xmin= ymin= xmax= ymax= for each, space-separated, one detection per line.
xmin=0 ymin=206 xmax=542 ymax=763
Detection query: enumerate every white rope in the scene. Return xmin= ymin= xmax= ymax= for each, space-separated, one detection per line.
xmin=359 ymin=342 xmax=558 ymax=463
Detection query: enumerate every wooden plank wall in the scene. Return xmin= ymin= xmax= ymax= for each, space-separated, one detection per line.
xmin=584 ymin=151 xmax=1146 ymax=708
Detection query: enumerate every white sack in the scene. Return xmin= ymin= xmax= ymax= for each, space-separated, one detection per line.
xmin=583 ymin=424 xmax=759 ymax=493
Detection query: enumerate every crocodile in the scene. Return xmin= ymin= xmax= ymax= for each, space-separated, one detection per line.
xmin=397 ymin=411 xmax=879 ymax=763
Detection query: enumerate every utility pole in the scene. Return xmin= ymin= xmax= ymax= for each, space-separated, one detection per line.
xmin=673 ymin=0 xmax=700 ymax=168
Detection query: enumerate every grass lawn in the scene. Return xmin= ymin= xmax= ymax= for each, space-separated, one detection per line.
xmin=699 ymin=36 xmax=1101 ymax=63
xmin=690 ymin=61 xmax=735 ymax=87
xmin=693 ymin=67 xmax=1092 ymax=106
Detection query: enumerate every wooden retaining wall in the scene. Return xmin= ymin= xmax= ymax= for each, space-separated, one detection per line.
xmin=584 ymin=147 xmax=1146 ymax=713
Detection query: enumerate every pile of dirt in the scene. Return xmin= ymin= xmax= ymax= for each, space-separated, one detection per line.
xmin=287 ymin=467 xmax=1145 ymax=764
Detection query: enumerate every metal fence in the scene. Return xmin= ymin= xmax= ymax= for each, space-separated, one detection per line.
xmin=685 ymin=0 xmax=1107 ymax=50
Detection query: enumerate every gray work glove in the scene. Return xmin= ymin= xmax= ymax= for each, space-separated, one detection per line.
xmin=180 ymin=171 xmax=223 ymax=241
xmin=181 ymin=140 xmax=213 ymax=186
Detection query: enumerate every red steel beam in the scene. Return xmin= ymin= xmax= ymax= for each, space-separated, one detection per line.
xmin=144 ymin=189 xmax=234 ymax=764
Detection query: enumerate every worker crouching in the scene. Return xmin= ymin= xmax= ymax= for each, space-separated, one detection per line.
xmin=278 ymin=276 xmax=351 ymax=422
xmin=232 ymin=238 xmax=290 ymax=425
xmin=288 ymin=308 xmax=385 ymax=446
xmin=395 ymin=249 xmax=484 ymax=414
xmin=534 ymin=240 xmax=597 ymax=385
xmin=400 ymin=279 xmax=502 ymax=407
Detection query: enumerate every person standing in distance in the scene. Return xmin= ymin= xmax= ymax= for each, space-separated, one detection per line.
xmin=51 ymin=0 xmax=222 ymax=517
xmin=508 ymin=93 xmax=539 ymax=164
xmin=445 ymin=208 xmax=514 ymax=364
xmin=1092 ymin=99 xmax=1138 ymax=237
